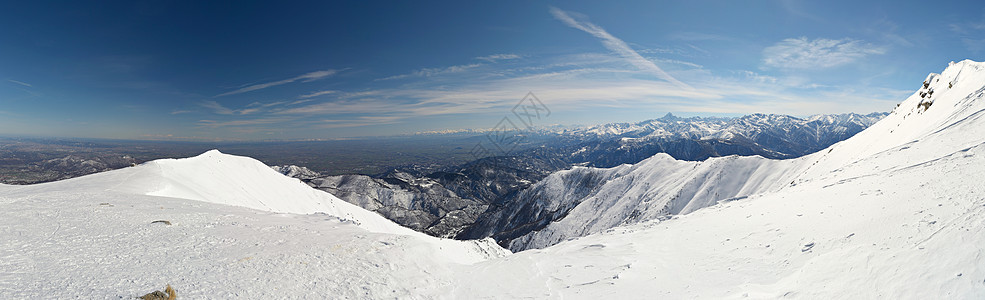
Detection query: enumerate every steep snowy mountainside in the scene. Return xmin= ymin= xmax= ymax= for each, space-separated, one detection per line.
xmin=451 ymin=141 xmax=985 ymax=298
xmin=794 ymin=59 xmax=985 ymax=180
xmin=490 ymin=60 xmax=985 ymax=251
xmin=497 ymin=152 xmax=802 ymax=250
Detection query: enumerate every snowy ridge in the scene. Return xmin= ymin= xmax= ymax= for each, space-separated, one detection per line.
xmin=126 ymin=150 xmax=415 ymax=235
xmin=504 ymin=152 xmax=799 ymax=250
xmin=500 ymin=60 xmax=985 ymax=251
xmin=449 ymin=60 xmax=985 ymax=298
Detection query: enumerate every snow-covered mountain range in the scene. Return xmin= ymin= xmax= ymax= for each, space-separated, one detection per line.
xmin=297 ymin=111 xmax=886 ymax=240
xmin=474 ymin=60 xmax=985 ymax=251
xmin=451 ymin=60 xmax=985 ymax=297
xmin=3 ymin=60 xmax=985 ymax=298
xmin=471 ymin=60 xmax=985 ymax=251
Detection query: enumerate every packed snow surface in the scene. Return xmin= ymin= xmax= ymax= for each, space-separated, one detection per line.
xmin=2 ymin=60 xmax=985 ymax=298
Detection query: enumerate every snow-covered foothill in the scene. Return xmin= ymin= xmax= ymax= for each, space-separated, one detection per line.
xmin=0 ymin=150 xmax=506 ymax=298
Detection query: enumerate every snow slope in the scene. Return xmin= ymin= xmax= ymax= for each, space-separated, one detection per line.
xmin=447 ymin=60 xmax=985 ymax=297
xmin=488 ymin=60 xmax=985 ymax=251
xmin=450 ymin=146 xmax=985 ymax=298
xmin=0 ymin=150 xmax=506 ymax=298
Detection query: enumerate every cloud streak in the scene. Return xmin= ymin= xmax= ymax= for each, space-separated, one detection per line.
xmin=549 ymin=7 xmax=692 ymax=89
xmin=762 ymin=37 xmax=885 ymax=69
xmin=299 ymin=90 xmax=338 ymax=99
xmin=378 ymin=63 xmax=483 ymax=81
xmin=200 ymin=100 xmax=236 ymax=115
xmin=197 ymin=117 xmax=296 ymax=127
xmin=476 ymin=53 xmax=521 ymax=62
xmin=7 ymin=79 xmax=32 ymax=87
xmin=215 ymin=69 xmax=339 ymax=97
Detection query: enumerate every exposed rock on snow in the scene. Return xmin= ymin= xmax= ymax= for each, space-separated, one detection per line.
xmin=308 ymin=173 xmax=487 ymax=238
xmin=270 ymin=165 xmax=322 ymax=180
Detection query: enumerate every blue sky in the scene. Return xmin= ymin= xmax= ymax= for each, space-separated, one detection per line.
xmin=1 ymin=1 xmax=984 ymax=140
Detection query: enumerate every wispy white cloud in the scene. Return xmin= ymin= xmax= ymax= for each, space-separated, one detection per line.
xmin=170 ymin=110 xmax=193 ymax=115
xmin=317 ymin=116 xmax=404 ymax=129
xmin=378 ymin=63 xmax=483 ymax=81
xmin=778 ymin=0 xmax=824 ymax=22
xmin=649 ymin=58 xmax=703 ymax=69
xmin=964 ymin=38 xmax=985 ymax=53
xmin=549 ymin=7 xmax=692 ymax=89
xmin=949 ymin=19 xmax=985 ymax=35
xmin=865 ymin=19 xmax=912 ymax=47
xmin=951 ymin=17 xmax=985 ymax=53
xmin=476 ymin=53 xmax=521 ymax=62
xmin=736 ymin=70 xmax=779 ymax=85
xmin=197 ymin=116 xmax=297 ymax=127
xmin=215 ymin=69 xmax=339 ymax=97
xmin=138 ymin=133 xmax=233 ymax=141
xmin=762 ymin=37 xmax=885 ymax=69
xmin=200 ymin=100 xmax=235 ymax=115
xmin=7 ymin=79 xmax=32 ymax=87
xmin=298 ymin=90 xmax=338 ymax=99
xmin=289 ymin=99 xmax=313 ymax=106
xmin=198 ymin=100 xmax=304 ymax=116
xmin=247 ymin=101 xmax=287 ymax=108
